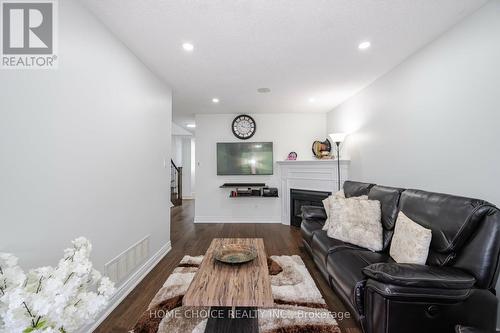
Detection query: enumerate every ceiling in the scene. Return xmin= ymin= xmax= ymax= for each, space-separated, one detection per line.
xmin=79 ymin=0 xmax=487 ymax=130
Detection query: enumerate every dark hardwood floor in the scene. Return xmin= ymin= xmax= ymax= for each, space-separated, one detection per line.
xmin=95 ymin=200 xmax=361 ymax=333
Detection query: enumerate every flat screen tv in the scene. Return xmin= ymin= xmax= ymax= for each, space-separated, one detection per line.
xmin=217 ymin=142 xmax=273 ymax=175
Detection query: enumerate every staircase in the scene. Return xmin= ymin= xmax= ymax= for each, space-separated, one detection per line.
xmin=171 ymin=159 xmax=183 ymax=206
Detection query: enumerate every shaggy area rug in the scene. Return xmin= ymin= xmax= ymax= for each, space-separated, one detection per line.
xmin=133 ymin=255 xmax=341 ymax=333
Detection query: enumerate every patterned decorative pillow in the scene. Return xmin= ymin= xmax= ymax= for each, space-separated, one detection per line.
xmin=326 ymin=198 xmax=383 ymax=251
xmin=322 ymin=191 xmax=368 ymax=231
xmin=390 ymin=212 xmax=432 ymax=264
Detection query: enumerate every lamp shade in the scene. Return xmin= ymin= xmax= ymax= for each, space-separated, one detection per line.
xmin=329 ymin=133 xmax=347 ymax=143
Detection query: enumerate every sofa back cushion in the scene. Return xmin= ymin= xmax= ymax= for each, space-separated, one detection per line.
xmin=368 ymin=185 xmax=405 ymax=250
xmin=399 ymin=189 xmax=490 ymax=266
xmin=343 ymin=181 xmax=375 ymax=198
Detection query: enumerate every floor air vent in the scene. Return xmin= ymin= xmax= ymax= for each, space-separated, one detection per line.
xmin=104 ymin=235 xmax=150 ymax=284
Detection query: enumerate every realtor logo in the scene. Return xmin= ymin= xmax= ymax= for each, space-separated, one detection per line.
xmin=1 ymin=0 xmax=58 ymax=69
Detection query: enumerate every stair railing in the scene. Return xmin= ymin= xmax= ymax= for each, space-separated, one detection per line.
xmin=170 ymin=160 xmax=183 ymax=206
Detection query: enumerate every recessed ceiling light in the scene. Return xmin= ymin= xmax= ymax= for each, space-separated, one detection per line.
xmin=212 ymin=98 xmax=220 ymax=103
xmin=186 ymin=124 xmax=196 ymax=128
xmin=257 ymin=88 xmax=271 ymax=93
xmin=309 ymin=97 xmax=316 ymax=103
xmin=182 ymin=43 xmax=194 ymax=52
xmin=358 ymin=41 xmax=371 ymax=50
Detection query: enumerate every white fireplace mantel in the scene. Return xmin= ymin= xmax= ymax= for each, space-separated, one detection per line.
xmin=277 ymin=159 xmax=350 ymax=225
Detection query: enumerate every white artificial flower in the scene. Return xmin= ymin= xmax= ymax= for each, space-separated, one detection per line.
xmin=1 ymin=266 xmax=25 ymax=291
xmin=72 ymin=237 xmax=91 ymax=252
xmin=3 ymin=288 xmax=26 ymax=310
xmin=98 ymin=277 xmax=115 ymax=297
xmin=91 ymin=269 xmax=102 ymax=283
xmin=0 ymin=237 xmax=115 ymax=333
xmin=31 ymin=293 xmax=53 ymax=317
xmin=0 ymin=253 xmax=18 ymax=267
xmin=33 ymin=328 xmax=58 ymax=333
xmin=2 ymin=305 xmax=32 ymax=332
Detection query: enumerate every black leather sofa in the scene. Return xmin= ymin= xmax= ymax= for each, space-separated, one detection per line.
xmin=301 ymin=181 xmax=500 ymax=333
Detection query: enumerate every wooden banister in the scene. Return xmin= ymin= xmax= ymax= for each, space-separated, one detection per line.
xmin=170 ymin=159 xmax=183 ymax=206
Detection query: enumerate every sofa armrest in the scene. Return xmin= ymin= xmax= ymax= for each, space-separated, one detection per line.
xmin=301 ymin=205 xmax=327 ymax=221
xmin=363 ymin=263 xmax=476 ymax=289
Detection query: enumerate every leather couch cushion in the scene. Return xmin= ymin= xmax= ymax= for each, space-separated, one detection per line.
xmin=399 ymin=190 xmax=491 ymax=266
xmin=363 ymin=263 xmax=476 ymax=289
xmin=368 ymin=185 xmax=405 ymax=250
xmin=311 ymin=231 xmax=362 ymax=267
xmin=343 ymin=180 xmax=375 ymax=198
xmin=301 ymin=205 xmax=327 ymax=220
xmin=364 ymin=278 xmax=474 ymax=301
xmin=300 ymin=219 xmax=324 ymax=246
xmin=327 ymin=249 xmax=394 ymax=315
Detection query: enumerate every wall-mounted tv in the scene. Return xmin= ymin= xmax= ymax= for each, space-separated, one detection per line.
xmin=217 ymin=142 xmax=273 ymax=175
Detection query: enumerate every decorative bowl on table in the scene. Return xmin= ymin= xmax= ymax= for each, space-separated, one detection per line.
xmin=214 ymin=244 xmax=257 ymax=264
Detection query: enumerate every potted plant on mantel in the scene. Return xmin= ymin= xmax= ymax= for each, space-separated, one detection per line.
xmin=0 ymin=237 xmax=115 ymax=333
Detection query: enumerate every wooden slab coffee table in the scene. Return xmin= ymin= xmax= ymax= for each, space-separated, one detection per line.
xmin=184 ymin=238 xmax=273 ymax=332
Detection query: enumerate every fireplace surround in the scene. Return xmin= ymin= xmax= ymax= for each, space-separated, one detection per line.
xmin=277 ymin=160 xmax=350 ymax=225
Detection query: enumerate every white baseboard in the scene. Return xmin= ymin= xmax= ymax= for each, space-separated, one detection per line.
xmin=80 ymin=241 xmax=172 ymax=333
xmin=182 ymin=195 xmax=195 ymax=200
xmin=194 ymin=216 xmax=281 ymax=224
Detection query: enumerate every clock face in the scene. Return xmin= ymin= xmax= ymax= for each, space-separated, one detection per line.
xmin=232 ymin=115 xmax=256 ymax=140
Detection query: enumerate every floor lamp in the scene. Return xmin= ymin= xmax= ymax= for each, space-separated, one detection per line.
xmin=329 ymin=133 xmax=347 ymax=191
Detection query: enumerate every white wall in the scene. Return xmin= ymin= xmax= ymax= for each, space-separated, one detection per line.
xmin=172 ymin=122 xmax=192 ymax=136
xmin=195 ymin=113 xmax=327 ymax=223
xmin=191 ymin=138 xmax=196 ymax=197
xmin=171 ymin=136 xmax=183 ymax=166
xmin=0 ymin=0 xmax=172 ymax=287
xmin=326 ymin=1 xmax=500 ymax=324
xmin=327 ymin=1 xmax=500 ymax=205
xmin=181 ymin=137 xmax=194 ymax=198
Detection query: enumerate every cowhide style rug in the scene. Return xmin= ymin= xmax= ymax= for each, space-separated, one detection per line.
xmin=133 ymin=255 xmax=341 ymax=333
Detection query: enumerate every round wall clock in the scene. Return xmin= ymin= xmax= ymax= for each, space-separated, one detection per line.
xmin=232 ymin=114 xmax=256 ymax=140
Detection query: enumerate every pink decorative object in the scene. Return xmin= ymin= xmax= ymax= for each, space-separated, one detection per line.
xmin=286 ymin=152 xmax=298 ymax=160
